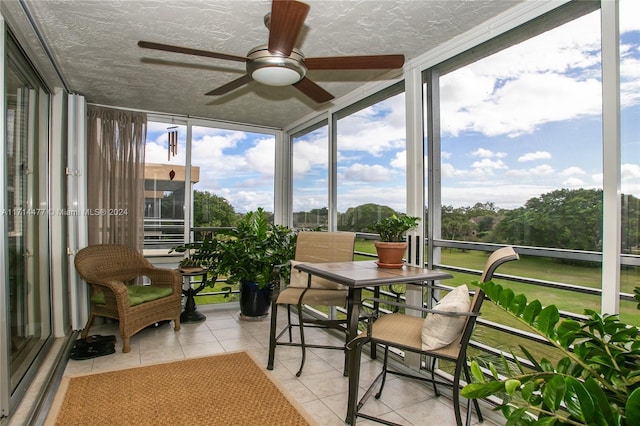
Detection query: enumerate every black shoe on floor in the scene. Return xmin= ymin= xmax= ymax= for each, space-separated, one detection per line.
xmin=69 ymin=339 xmax=116 ymax=360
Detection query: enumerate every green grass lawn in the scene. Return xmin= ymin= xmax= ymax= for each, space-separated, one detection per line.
xmin=355 ymin=239 xmax=640 ymax=325
xmin=190 ymin=240 xmax=639 ymax=372
xmin=197 ymin=239 xmax=639 ymax=323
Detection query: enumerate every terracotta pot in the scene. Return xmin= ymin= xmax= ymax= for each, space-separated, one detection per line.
xmin=374 ymin=241 xmax=407 ymax=268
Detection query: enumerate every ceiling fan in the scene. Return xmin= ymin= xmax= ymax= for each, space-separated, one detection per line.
xmin=138 ymin=0 xmax=404 ymax=103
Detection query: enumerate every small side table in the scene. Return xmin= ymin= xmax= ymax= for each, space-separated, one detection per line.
xmin=178 ymin=267 xmax=209 ymax=323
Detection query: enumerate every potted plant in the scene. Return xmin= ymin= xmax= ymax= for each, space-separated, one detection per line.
xmin=462 ymin=280 xmax=640 ymax=426
xmin=216 ymin=208 xmax=297 ymax=319
xmin=369 ymin=213 xmax=420 ymax=268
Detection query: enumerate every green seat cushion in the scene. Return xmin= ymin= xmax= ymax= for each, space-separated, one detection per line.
xmin=91 ymin=285 xmax=173 ymax=307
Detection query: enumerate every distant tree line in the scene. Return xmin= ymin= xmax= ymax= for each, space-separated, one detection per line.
xmin=191 ymin=188 xmax=640 ymax=254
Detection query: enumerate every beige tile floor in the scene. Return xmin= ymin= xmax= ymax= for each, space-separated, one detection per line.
xmin=49 ymin=304 xmax=498 ymax=426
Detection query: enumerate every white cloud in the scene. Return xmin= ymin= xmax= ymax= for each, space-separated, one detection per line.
xmin=563 ymin=177 xmax=585 ymax=186
xmin=292 ymin=137 xmax=328 ymax=177
xmin=337 ymin=94 xmax=406 ymax=156
xmin=342 ymin=163 xmax=391 ymax=182
xmin=560 ymin=166 xmax=587 ymax=176
xmin=506 ymin=164 xmax=555 ymax=178
xmin=442 ymin=183 xmax=556 ymax=209
xmin=437 ymin=10 xmax=636 ymax=139
xmin=518 ymin=151 xmax=552 ymax=162
xmin=244 ymin=137 xmax=275 ymax=177
xmin=622 ymin=163 xmax=640 ymax=180
xmin=529 ymin=164 xmax=555 ymax=176
xmin=390 ymin=150 xmax=406 ymax=169
xmin=470 ymin=158 xmax=507 ymax=173
xmin=471 ymin=148 xmax=506 ymax=158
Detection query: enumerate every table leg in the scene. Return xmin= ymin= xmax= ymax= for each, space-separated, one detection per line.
xmin=344 ymin=287 xmax=362 ymax=376
xmin=345 ymin=334 xmax=363 ymax=424
xmin=180 ymin=275 xmax=207 ymax=323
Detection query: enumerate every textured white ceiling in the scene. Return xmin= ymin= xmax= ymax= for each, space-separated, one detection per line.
xmin=6 ymin=0 xmax=523 ymax=128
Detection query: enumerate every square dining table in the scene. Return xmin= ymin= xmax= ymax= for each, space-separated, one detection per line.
xmin=293 ymin=260 xmax=453 ymax=423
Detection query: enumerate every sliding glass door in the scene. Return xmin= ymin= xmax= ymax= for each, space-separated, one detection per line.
xmin=2 ymin=32 xmax=51 ymax=415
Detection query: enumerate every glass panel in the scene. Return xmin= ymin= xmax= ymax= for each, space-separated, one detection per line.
xmin=336 ymin=91 xmax=407 ymax=257
xmin=190 ymin=126 xmax=276 ymax=215
xmin=5 ymin=39 xmax=51 ymax=393
xmin=143 ymin=122 xmax=188 ymax=250
xmin=437 ymin=9 xmax=604 ymax=315
xmin=189 ymin=125 xmax=276 ymax=304
xmin=619 ymin=0 xmax=640 ymax=326
xmin=292 ymin=124 xmax=329 ymax=230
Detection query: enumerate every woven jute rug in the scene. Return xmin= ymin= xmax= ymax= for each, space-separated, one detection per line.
xmin=46 ymin=351 xmax=316 ymax=425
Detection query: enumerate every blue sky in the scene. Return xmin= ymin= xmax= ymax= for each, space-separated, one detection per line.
xmin=145 ymin=2 xmax=639 ymax=215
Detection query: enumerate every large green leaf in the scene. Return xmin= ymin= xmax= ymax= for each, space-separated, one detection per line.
xmin=564 ymin=377 xmax=594 ymax=423
xmin=626 ymin=388 xmax=640 ymax=425
xmin=499 ymin=288 xmax=515 ymax=309
xmin=537 ymin=305 xmax=560 ymax=336
xmin=584 ymin=378 xmax=618 ymax=426
xmin=510 ymin=293 xmax=528 ymax=316
xmin=523 ymin=300 xmax=542 ymax=324
xmin=461 ymin=381 xmax=504 ymax=399
xmin=505 ymin=379 xmax=521 ymax=395
xmin=470 ymin=360 xmax=485 ymax=383
xmin=542 ymin=375 xmax=566 ymax=411
xmin=533 ymin=417 xmax=556 ymax=426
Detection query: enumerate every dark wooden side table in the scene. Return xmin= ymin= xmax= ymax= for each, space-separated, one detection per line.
xmin=178 ymin=267 xmax=209 ymax=323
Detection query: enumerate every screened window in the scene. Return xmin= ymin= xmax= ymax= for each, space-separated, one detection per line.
xmin=292 ymin=122 xmax=329 ymax=230
xmin=335 ymin=86 xmax=407 ymax=248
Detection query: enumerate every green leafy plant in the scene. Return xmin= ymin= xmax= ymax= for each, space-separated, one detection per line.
xmin=462 ymin=281 xmax=640 ymax=426
xmin=170 ymin=234 xmax=222 ymax=288
xmin=215 ymin=208 xmax=297 ymax=288
xmin=369 ymin=213 xmax=420 ymax=242
xmin=171 ymin=233 xmax=221 ymax=269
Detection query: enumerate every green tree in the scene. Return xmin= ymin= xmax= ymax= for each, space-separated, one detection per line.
xmin=492 ymin=189 xmax=603 ymax=251
xmin=441 ymin=205 xmax=476 ymax=240
xmin=338 ymin=203 xmax=396 ymax=232
xmin=192 ymin=190 xmax=237 ymax=227
xmin=622 ymin=194 xmax=640 ymax=254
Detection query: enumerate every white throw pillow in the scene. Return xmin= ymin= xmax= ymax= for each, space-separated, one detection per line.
xmin=421 ymin=284 xmax=471 ymax=351
xmin=288 ymin=260 xmax=347 ymax=290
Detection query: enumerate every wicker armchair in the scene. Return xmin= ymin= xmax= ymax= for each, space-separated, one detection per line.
xmin=74 ymin=244 xmax=182 ymax=353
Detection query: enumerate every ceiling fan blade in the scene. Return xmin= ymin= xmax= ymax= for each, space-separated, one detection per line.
xmin=138 ymin=41 xmax=247 ymax=63
xmin=293 ymin=77 xmax=334 ymax=103
xmin=268 ymin=0 xmax=310 ymax=56
xmin=305 ymin=55 xmax=405 ymax=70
xmin=205 ymin=74 xmax=253 ymax=96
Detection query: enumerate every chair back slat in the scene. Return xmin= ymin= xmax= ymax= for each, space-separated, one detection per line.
xmin=294 ymin=231 xmax=355 ymax=263
xmin=480 ymin=246 xmax=519 ymax=282
xmin=75 ymin=244 xmax=151 ymax=283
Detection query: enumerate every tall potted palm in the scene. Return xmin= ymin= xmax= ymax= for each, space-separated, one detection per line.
xmin=370 ymin=213 xmax=420 ymax=268
xmin=216 ymin=208 xmax=297 ymax=319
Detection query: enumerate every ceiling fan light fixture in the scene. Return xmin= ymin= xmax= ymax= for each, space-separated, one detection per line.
xmin=246 ymin=45 xmax=306 ymax=86
xmin=251 ymin=66 xmax=302 ymax=86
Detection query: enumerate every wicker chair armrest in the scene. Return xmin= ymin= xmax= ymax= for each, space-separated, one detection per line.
xmin=91 ymin=279 xmax=128 ymax=295
xmin=90 ymin=279 xmax=129 ymax=308
xmin=362 ymin=297 xmax=480 ymax=318
xmin=143 ymin=268 xmax=183 ymax=292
